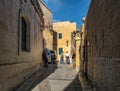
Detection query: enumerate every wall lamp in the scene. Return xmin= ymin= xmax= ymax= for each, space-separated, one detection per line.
xmin=66 ymin=40 xmax=69 ymax=47
xmin=40 ymin=17 xmax=54 ymax=35
xmin=41 ymin=25 xmax=54 ymax=35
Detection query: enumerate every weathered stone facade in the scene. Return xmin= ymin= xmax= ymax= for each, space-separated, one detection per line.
xmin=71 ymin=31 xmax=76 ymax=55
xmin=71 ymin=30 xmax=81 ymax=70
xmin=75 ymin=32 xmax=81 ymax=69
xmin=0 ymin=0 xmax=44 ymax=91
xmin=80 ymin=18 xmax=87 ymax=73
xmin=40 ymin=1 xmax=53 ymax=50
xmin=86 ymin=0 xmax=120 ymax=91
xmin=53 ymin=21 xmax=77 ymax=60
xmin=53 ymin=31 xmax=58 ymax=54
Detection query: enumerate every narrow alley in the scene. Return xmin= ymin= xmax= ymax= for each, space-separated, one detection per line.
xmin=38 ymin=64 xmax=82 ymax=91
xmin=16 ymin=63 xmax=82 ymax=91
xmin=0 ymin=0 xmax=120 ymax=91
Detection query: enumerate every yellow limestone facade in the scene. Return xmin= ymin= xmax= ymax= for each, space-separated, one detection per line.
xmin=53 ymin=21 xmax=77 ymax=61
xmin=75 ymin=32 xmax=81 ymax=70
xmin=40 ymin=1 xmax=53 ymax=50
xmin=80 ymin=18 xmax=86 ymax=72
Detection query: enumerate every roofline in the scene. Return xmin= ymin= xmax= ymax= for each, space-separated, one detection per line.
xmin=39 ymin=0 xmax=53 ymax=13
xmin=53 ymin=21 xmax=77 ymax=24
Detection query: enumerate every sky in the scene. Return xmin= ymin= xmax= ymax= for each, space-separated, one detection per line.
xmin=42 ymin=0 xmax=91 ymax=28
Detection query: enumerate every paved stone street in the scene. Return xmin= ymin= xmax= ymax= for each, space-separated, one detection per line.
xmin=32 ymin=63 xmax=82 ymax=91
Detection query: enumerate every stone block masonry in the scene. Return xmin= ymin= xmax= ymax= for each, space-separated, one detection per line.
xmin=0 ymin=0 xmax=44 ymax=91
xmin=86 ymin=0 xmax=120 ymax=91
xmin=39 ymin=0 xmax=53 ymax=50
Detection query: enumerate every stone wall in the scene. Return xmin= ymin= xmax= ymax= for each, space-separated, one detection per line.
xmin=80 ymin=23 xmax=85 ymax=72
xmin=86 ymin=0 xmax=120 ymax=91
xmin=0 ymin=0 xmax=43 ymax=91
xmin=53 ymin=21 xmax=77 ymax=60
xmin=40 ymin=1 xmax=53 ymax=50
xmin=75 ymin=38 xmax=81 ymax=68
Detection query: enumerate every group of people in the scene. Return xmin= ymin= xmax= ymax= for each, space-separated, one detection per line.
xmin=60 ymin=51 xmax=76 ymax=67
xmin=42 ymin=48 xmax=56 ymax=67
xmin=60 ymin=51 xmax=69 ymax=64
xmin=42 ymin=48 xmax=76 ymax=68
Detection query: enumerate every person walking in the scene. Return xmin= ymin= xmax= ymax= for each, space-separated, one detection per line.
xmin=65 ymin=51 xmax=70 ymax=64
xmin=72 ymin=53 xmax=76 ymax=69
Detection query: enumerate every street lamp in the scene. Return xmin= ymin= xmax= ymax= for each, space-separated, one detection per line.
xmin=49 ymin=26 xmax=54 ymax=35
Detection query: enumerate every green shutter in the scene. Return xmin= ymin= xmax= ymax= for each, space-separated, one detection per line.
xmin=59 ymin=48 xmax=63 ymax=55
xmin=59 ymin=33 xmax=62 ymax=39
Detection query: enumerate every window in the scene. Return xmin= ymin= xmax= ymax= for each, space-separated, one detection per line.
xmin=59 ymin=33 xmax=62 ymax=39
xmin=21 ymin=17 xmax=30 ymax=51
xmin=59 ymin=48 xmax=63 ymax=55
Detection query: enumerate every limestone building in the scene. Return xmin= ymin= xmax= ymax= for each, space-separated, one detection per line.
xmin=39 ymin=1 xmax=53 ymax=50
xmin=75 ymin=31 xmax=81 ymax=70
xmin=0 ymin=0 xmax=45 ymax=90
xmin=71 ymin=30 xmax=81 ymax=70
xmin=85 ymin=0 xmax=120 ymax=91
xmin=53 ymin=21 xmax=77 ymax=60
xmin=80 ymin=17 xmax=87 ymax=73
xmin=71 ymin=31 xmax=76 ymax=55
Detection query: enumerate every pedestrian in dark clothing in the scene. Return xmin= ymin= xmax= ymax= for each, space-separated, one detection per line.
xmin=42 ymin=49 xmax=48 ymax=67
xmin=72 ymin=53 xmax=76 ymax=69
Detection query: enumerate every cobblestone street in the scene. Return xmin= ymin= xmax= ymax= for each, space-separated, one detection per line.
xmin=32 ymin=63 xmax=82 ymax=91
